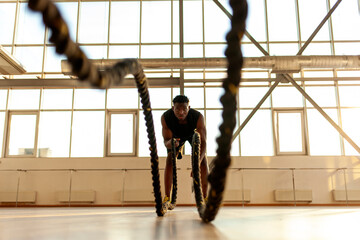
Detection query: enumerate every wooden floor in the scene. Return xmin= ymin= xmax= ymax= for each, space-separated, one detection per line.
xmin=0 ymin=206 xmax=359 ymax=240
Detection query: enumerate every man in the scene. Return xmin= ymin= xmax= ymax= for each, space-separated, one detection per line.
xmin=161 ymin=95 xmax=208 ymax=209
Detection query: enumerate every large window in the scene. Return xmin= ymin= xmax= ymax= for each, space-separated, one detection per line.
xmin=107 ymin=111 xmax=137 ymax=156
xmin=1 ymin=0 xmax=360 ymax=158
xmin=274 ymin=110 xmax=306 ymax=155
xmin=7 ymin=112 xmax=38 ymax=157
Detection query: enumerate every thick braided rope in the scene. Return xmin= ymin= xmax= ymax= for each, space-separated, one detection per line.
xmin=198 ymin=0 xmax=248 ymax=223
xmin=28 ymin=0 xmax=165 ymax=217
xmin=191 ymin=132 xmax=206 ymax=214
xmin=170 ymin=138 xmax=178 ymax=206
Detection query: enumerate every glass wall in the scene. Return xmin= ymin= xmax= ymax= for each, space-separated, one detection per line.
xmin=1 ymin=0 xmax=360 ymax=158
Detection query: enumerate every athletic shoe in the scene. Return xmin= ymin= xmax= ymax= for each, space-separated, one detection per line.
xmin=162 ymin=196 xmax=175 ymax=211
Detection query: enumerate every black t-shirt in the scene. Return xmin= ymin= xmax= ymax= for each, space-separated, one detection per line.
xmin=163 ymin=108 xmax=201 ymax=143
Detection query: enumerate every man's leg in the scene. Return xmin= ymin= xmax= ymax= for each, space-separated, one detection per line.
xmin=164 ymin=152 xmax=173 ymax=198
xmin=200 ymin=156 xmax=209 ymax=198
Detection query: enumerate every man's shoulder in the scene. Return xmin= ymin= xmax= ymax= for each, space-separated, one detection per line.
xmin=163 ymin=109 xmax=174 ymax=119
xmin=189 ymin=108 xmax=202 ymax=116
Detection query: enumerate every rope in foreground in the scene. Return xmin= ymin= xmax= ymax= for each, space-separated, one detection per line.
xmin=191 ymin=0 xmax=248 ymax=222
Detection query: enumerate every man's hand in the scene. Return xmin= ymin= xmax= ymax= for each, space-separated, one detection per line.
xmin=167 ymin=138 xmax=180 ymax=148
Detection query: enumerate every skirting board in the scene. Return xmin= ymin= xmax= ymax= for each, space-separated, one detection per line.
xmin=274 ymin=189 xmax=312 ymax=202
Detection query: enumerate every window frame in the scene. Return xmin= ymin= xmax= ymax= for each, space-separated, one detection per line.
xmin=273 ymin=108 xmax=307 ymax=156
xmin=105 ymin=109 xmax=138 ymax=157
xmin=5 ymin=110 xmax=39 ymax=158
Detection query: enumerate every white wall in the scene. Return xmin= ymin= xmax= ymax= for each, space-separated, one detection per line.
xmin=1 ymin=155 xmax=360 ymax=205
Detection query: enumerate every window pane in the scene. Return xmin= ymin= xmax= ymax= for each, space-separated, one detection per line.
xmin=107 ymin=88 xmax=138 ymax=109
xmin=184 ymin=44 xmax=203 ymax=58
xmin=272 ymin=86 xmax=303 ymax=108
xmin=142 ymin=1 xmax=171 ymax=43
xmin=338 ymin=86 xmax=360 ymax=107
xmin=79 ymin=46 xmax=107 ymax=59
xmin=0 ymin=112 xmax=5 ymax=156
xmin=139 ymin=110 xmax=165 ymax=157
xmin=239 ymin=87 xmax=271 ymax=108
xmin=331 ymin=0 xmax=360 ymax=40
xmin=110 ymin=2 xmax=139 ymax=43
xmin=41 ymin=89 xmax=73 ymax=109
xmin=301 ymin=43 xmax=332 ymax=55
xmin=0 ymin=3 xmax=16 ymax=44
xmin=44 ymin=46 xmax=66 ymax=72
xmin=74 ymin=89 xmax=105 ymax=109
xmin=240 ymin=110 xmax=273 ymax=156
xmin=8 ymin=114 xmax=37 ymax=156
xmin=148 ymin=88 xmax=171 ymax=109
xmin=78 ymin=2 xmax=109 ymax=43
xmin=0 ymin=90 xmax=8 ymax=110
xmin=246 ymin=0 xmax=267 ymax=42
xmin=55 ymin=2 xmax=78 ymax=40
xmin=307 ymin=109 xmax=341 ymax=156
xmin=341 ymin=108 xmax=360 ymax=156
xmin=335 ymin=43 xmax=360 ymax=55
xmin=38 ymin=112 xmax=71 ymax=157
xmin=184 ymin=88 xmax=204 ymax=108
xmin=71 ymin=111 xmax=105 ymax=157
xmin=206 ymin=87 xmax=225 ymax=108
xmin=109 ymin=46 xmax=139 ymax=59
xmin=243 ymin=44 xmax=268 ymax=57
xmin=141 ymin=45 xmax=171 ymax=58
xmin=110 ymin=114 xmax=134 ymax=154
xmin=15 ymin=3 xmax=45 ymax=44
xmin=267 ymin=0 xmax=298 ymax=41
xmin=278 ymin=112 xmax=303 ymax=152
xmin=204 ymin=1 xmax=230 ymax=42
xmin=184 ymin=1 xmax=202 ymax=43
xmin=298 ymin=0 xmax=330 ymax=41
xmin=269 ymin=43 xmax=299 ymax=56
xmin=206 ymin=110 xmax=221 ymax=157
xmin=9 ymin=89 xmax=40 ymax=110
xmin=205 ymin=44 xmax=226 ymax=58
xmin=14 ymin=47 xmax=43 ymax=72
xmin=305 ymin=86 xmax=337 ymax=107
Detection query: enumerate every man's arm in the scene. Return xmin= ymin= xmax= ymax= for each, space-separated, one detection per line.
xmin=196 ymin=114 xmax=207 ymax=161
xmin=161 ymin=114 xmax=177 ymax=149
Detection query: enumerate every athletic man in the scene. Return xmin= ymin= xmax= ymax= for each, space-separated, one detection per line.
xmin=161 ymin=95 xmax=208 ymax=209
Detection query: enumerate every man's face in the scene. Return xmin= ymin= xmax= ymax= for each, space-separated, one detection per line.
xmin=172 ymin=102 xmax=190 ymax=121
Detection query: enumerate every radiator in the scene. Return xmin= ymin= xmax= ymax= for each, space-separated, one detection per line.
xmin=333 ymin=190 xmax=360 ymax=202
xmin=274 ymin=189 xmax=312 ymax=202
xmin=0 ymin=191 xmax=37 ymax=203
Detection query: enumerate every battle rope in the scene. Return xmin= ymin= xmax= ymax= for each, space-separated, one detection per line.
xmin=170 ymin=138 xmax=178 ymax=207
xmin=191 ymin=131 xmax=205 ymax=212
xmin=27 ymin=0 xmax=165 ymax=216
xmin=192 ymin=0 xmax=248 ymax=222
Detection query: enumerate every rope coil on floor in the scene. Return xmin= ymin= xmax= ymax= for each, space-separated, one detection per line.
xmin=27 ymin=0 xmax=165 ymax=217
xmin=191 ymin=0 xmax=248 ymax=223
